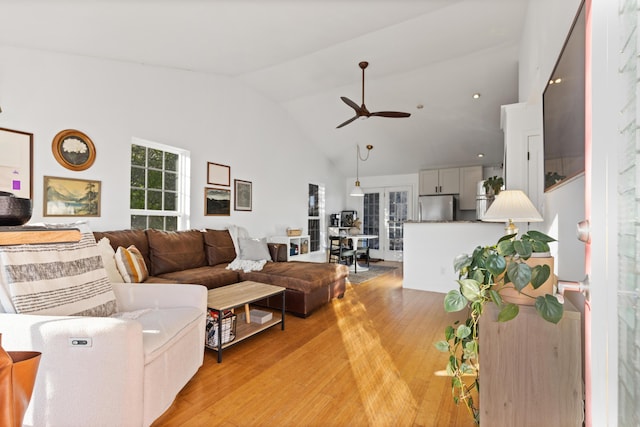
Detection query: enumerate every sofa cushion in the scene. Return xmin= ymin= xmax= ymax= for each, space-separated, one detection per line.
xmin=155 ymin=265 xmax=239 ymax=290
xmin=97 ymin=237 xmax=124 ymax=283
xmin=146 ymin=229 xmax=206 ymax=275
xmin=239 ymin=261 xmax=349 ymax=293
xmin=0 ymin=223 xmax=118 ymax=316
xmin=115 ymin=245 xmax=149 ymax=283
xmin=238 ymin=237 xmax=272 ymax=261
xmin=268 ymin=243 xmax=288 ymax=262
xmin=93 ymin=230 xmax=151 ymax=268
xmin=203 ymin=229 xmax=236 ymax=266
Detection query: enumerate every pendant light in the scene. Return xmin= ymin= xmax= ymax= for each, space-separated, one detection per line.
xmin=350 ymin=144 xmax=373 ymax=197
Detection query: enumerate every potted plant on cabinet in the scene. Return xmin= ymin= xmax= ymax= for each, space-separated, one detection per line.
xmin=482 ymin=175 xmax=504 ymax=196
xmin=434 ymin=230 xmax=563 ymax=425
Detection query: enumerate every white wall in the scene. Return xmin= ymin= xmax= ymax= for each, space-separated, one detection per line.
xmin=0 ymin=47 xmax=346 ymax=237
xmin=542 ymin=175 xmax=586 ymax=283
xmin=404 ymin=222 xmax=505 ymax=293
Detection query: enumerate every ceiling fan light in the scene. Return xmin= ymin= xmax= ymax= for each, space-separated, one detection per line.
xmin=337 ymin=61 xmax=410 ymax=128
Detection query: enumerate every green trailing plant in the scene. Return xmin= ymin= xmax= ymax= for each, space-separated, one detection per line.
xmin=434 ymin=230 xmax=563 ymax=425
xmin=545 ymin=171 xmax=566 ymax=189
xmin=482 ymin=176 xmax=504 ymax=195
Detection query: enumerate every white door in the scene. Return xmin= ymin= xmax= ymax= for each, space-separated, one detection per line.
xmin=361 ymin=186 xmax=412 ymax=261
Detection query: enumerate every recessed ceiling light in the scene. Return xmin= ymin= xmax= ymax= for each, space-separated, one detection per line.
xmin=477 ymin=153 xmax=485 ymax=158
xmin=472 ymin=93 xmax=481 ymax=99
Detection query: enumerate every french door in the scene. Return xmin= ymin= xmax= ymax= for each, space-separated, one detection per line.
xmin=361 ymin=186 xmax=411 ymax=261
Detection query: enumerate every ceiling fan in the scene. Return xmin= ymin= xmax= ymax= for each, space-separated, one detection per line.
xmin=337 ymin=61 xmax=411 ymax=129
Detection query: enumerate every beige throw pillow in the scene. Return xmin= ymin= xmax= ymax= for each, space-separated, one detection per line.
xmin=97 ymin=237 xmax=124 ymax=283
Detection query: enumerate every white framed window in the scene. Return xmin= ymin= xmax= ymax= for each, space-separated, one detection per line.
xmin=308 ymin=183 xmax=324 ymax=251
xmin=130 ymin=137 xmax=190 ymax=230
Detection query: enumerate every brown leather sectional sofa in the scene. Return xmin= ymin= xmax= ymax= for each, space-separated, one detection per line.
xmin=93 ymin=228 xmax=349 ymax=317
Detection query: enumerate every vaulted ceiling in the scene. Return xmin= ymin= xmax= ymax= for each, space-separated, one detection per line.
xmin=0 ymin=0 xmax=528 ymax=178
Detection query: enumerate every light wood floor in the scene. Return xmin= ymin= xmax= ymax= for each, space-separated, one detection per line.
xmin=153 ymin=262 xmax=475 ymax=427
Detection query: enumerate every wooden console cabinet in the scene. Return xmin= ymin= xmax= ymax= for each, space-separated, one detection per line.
xmin=479 ymin=300 xmax=583 ymax=426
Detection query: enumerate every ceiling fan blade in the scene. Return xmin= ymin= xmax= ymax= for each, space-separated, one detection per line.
xmin=340 ymin=96 xmax=362 ymax=113
xmin=336 ymin=115 xmax=359 ymax=129
xmin=370 ymin=111 xmax=411 ymax=118
xmin=337 ymin=61 xmax=410 ymax=129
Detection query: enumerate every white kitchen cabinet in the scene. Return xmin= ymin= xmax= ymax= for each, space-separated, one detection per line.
xmin=459 ymin=166 xmax=483 ymax=210
xmin=419 ymin=169 xmax=439 ymax=195
xmin=419 ymin=167 xmax=460 ymax=195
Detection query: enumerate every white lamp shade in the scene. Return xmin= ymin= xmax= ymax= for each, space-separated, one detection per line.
xmin=350 ymin=182 xmax=364 ymax=197
xmin=482 ymin=190 xmax=543 ymax=222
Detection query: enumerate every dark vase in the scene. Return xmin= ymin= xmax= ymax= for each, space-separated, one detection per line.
xmin=0 ymin=191 xmax=32 ymax=226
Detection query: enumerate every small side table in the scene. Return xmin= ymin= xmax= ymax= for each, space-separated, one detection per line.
xmin=206 ymin=281 xmax=285 ymax=363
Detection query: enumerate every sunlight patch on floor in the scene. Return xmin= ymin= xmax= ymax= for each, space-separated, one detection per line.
xmin=332 ymin=283 xmax=417 ymax=426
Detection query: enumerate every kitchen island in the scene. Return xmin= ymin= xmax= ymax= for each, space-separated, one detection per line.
xmin=403 ymin=221 xmax=504 ymax=293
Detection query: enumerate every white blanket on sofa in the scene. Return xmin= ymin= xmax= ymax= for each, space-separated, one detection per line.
xmin=225 ymin=225 xmax=268 ymax=272
xmin=226 ymin=258 xmax=267 ymax=273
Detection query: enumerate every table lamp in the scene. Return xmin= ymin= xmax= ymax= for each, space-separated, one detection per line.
xmin=481 ymin=189 xmax=543 ymax=235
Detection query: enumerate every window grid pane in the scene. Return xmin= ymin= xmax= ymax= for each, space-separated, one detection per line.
xmin=307 ymin=183 xmax=323 ymax=254
xmin=148 ymin=148 xmax=163 ymax=169
xmin=363 ymin=193 xmax=379 ymax=250
xmin=308 ymin=219 xmax=320 ymax=252
xmin=388 ymin=191 xmax=407 ymax=251
xmin=147 ymin=169 xmax=162 ymax=190
xmin=131 ymin=145 xmax=146 ymax=166
xmin=130 ymin=142 xmax=186 ymax=231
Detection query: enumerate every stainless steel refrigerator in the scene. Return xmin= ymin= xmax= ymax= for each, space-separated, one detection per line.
xmin=418 ymin=194 xmax=455 ymax=221
xmin=475 ymin=180 xmax=494 ymax=220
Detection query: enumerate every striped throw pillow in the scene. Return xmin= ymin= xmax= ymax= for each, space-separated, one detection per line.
xmin=114 ymin=245 xmax=149 ymax=283
xmin=0 ymin=223 xmax=118 ymax=316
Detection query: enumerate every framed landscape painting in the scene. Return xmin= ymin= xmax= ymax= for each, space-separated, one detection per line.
xmin=43 ymin=176 xmax=101 ymax=217
xmin=205 ymin=187 xmax=230 ymax=216
xmin=234 ymin=179 xmax=252 ymax=211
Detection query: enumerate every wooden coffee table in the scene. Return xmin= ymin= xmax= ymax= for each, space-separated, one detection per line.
xmin=206 ymin=281 xmax=285 ymax=363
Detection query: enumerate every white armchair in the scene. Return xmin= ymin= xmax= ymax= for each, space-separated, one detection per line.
xmin=0 ymin=282 xmax=207 ymax=427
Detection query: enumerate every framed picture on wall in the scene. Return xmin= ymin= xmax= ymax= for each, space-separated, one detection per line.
xmin=234 ymin=179 xmax=252 ymax=211
xmin=207 ymin=162 xmax=230 ymax=186
xmin=52 ymin=129 xmax=96 ymax=171
xmin=205 ymin=187 xmax=231 ymax=216
xmin=0 ymin=127 xmax=33 ymax=199
xmin=43 ymin=176 xmax=101 ymax=217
